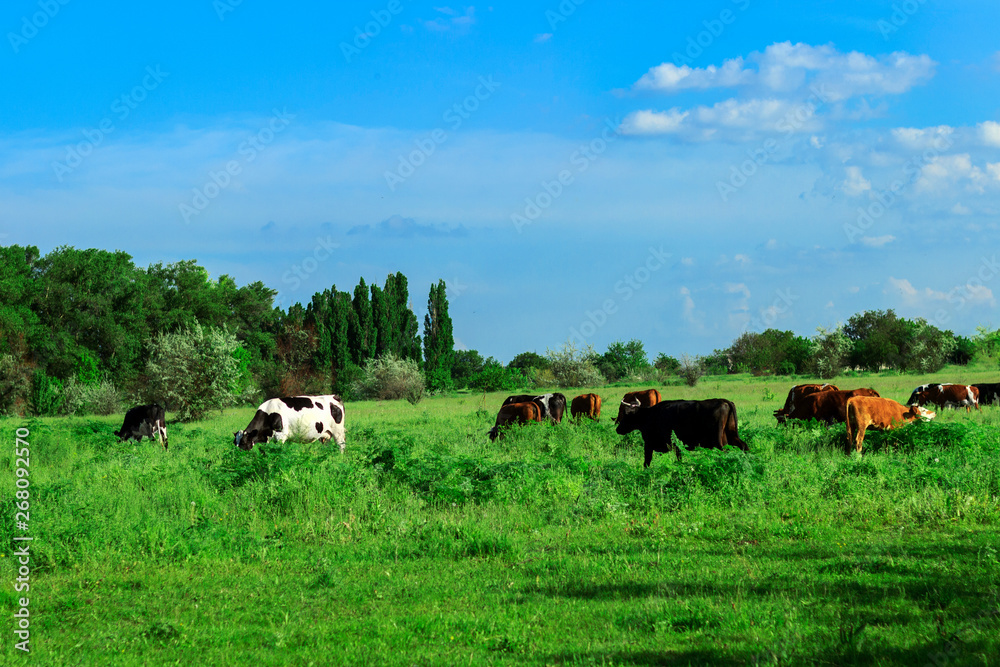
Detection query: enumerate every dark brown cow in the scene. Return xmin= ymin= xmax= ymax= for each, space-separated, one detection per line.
xmin=785 ymin=388 xmax=880 ymax=425
xmin=615 ymin=388 xmax=662 ymax=423
xmin=488 ymin=402 xmax=543 ymax=441
xmin=774 ymin=383 xmax=839 ymax=423
xmin=972 ymin=383 xmax=1000 ymax=406
xmin=570 ymin=393 xmax=601 ymax=421
xmin=846 ymin=396 xmax=935 ymax=453
xmin=909 ymin=384 xmax=979 ymax=412
xmin=501 ymin=393 xmax=567 ymax=423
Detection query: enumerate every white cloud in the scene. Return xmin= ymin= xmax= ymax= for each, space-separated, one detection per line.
xmin=916 ymin=154 xmax=989 ymax=194
xmin=620 ymin=97 xmax=820 ymax=137
xmin=860 ymin=235 xmax=895 ymax=247
xmin=619 ymin=108 xmax=688 ymax=135
xmin=421 ymin=6 xmax=475 ymax=31
xmin=892 ymin=125 xmax=954 ymax=151
xmin=733 ymin=254 xmax=750 ymax=266
xmin=632 ymin=42 xmax=935 ymax=101
xmin=725 ymin=282 xmax=750 ymax=297
xmin=887 ymin=277 xmax=995 ymax=309
xmin=951 ymin=203 xmax=971 ymax=215
xmin=842 ymin=166 xmax=871 ymax=196
xmin=534 ymin=33 xmax=552 ymax=43
xmin=979 ymin=121 xmax=1000 ymax=147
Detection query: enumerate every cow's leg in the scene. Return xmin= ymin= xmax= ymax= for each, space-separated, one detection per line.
xmin=644 ymin=444 xmax=653 ymax=468
xmin=855 ymin=423 xmax=867 ymax=454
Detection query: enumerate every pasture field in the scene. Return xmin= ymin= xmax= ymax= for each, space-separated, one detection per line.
xmin=2 ymin=368 xmax=1000 ymax=665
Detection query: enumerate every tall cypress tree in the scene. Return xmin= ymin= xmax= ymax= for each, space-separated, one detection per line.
xmin=348 ymin=278 xmax=374 ymax=365
xmin=370 ymin=281 xmax=391 ymax=358
xmin=423 ymin=280 xmax=454 ymax=390
xmin=386 ymin=272 xmax=421 ymax=364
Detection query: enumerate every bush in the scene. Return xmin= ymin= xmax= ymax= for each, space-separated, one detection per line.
xmin=546 ymin=342 xmax=605 ymax=387
xmin=30 ymin=371 xmax=64 ymax=416
xmin=678 ymin=355 xmax=704 ymax=387
xmin=0 ymin=354 xmax=32 ymax=415
xmin=145 ymin=324 xmax=240 ymax=421
xmin=352 ymin=353 xmax=425 ymax=404
xmin=468 ymin=362 xmax=532 ymax=392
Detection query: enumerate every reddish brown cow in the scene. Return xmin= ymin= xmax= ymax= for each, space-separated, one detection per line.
xmin=774 ymin=383 xmax=839 ymax=423
xmin=846 ymin=396 xmax=935 ymax=453
xmin=909 ymin=384 xmax=979 ymax=412
xmin=570 ymin=393 xmax=601 ymax=421
xmin=785 ymin=388 xmax=880 ymax=425
xmin=488 ymin=402 xmax=543 ymax=441
xmin=615 ymin=389 xmax=662 ymax=423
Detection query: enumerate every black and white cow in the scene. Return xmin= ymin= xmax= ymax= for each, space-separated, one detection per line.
xmin=501 ymin=393 xmax=567 ymax=423
xmin=234 ymin=395 xmax=346 ymax=451
xmin=115 ymin=404 xmax=168 ymax=450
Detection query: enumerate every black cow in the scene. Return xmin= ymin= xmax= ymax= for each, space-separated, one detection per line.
xmin=115 ymin=404 xmax=168 ymax=450
xmin=972 ymin=383 xmax=1000 ymax=406
xmin=614 ymin=399 xmax=747 ymax=467
xmin=501 ymin=393 xmax=567 ymax=423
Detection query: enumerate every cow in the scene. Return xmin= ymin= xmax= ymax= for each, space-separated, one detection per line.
xmin=972 ymin=383 xmax=1000 ymax=406
xmin=615 ymin=398 xmax=748 ymax=467
xmin=570 ymin=393 xmax=601 ymax=421
xmin=846 ymin=396 xmax=936 ymax=454
xmin=784 ymin=388 xmax=880 ymax=425
xmin=115 ymin=404 xmax=168 ymax=450
xmin=908 ymin=384 xmax=979 ymax=412
xmin=774 ymin=383 xmax=839 ymax=424
xmin=614 ymin=388 xmax=662 ymax=423
xmin=234 ymin=395 xmax=346 ymax=451
xmin=488 ymin=401 xmax=543 ymax=441
xmin=501 ymin=393 xmax=567 ymax=423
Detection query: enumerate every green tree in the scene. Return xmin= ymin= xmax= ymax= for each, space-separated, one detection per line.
xmin=596 ymin=339 xmax=649 ymax=382
xmin=145 ymin=324 xmax=240 ymax=421
xmin=654 ymin=353 xmax=680 ymax=375
xmin=811 ymin=326 xmax=851 ymax=379
xmin=546 ymin=342 xmax=604 ymax=387
xmin=348 ymin=278 xmax=375 ymax=365
xmin=452 ymin=349 xmax=485 ymax=388
xmin=423 ymin=280 xmax=454 ymax=391
xmin=508 ymin=351 xmax=551 ymax=371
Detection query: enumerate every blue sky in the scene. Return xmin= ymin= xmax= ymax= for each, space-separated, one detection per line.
xmin=2 ymin=1 xmax=1000 ymax=362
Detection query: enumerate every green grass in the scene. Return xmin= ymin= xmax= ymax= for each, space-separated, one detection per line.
xmin=2 ymin=368 xmax=1000 ymax=665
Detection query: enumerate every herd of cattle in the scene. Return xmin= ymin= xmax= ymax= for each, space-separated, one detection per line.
xmin=111 ymin=381 xmax=997 ymax=468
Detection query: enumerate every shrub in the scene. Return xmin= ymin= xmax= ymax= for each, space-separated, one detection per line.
xmin=468 ymin=361 xmax=532 ymax=392
xmin=546 ymin=342 xmax=605 ymax=387
xmin=145 ymin=324 xmax=240 ymax=421
xmin=678 ymin=355 xmax=704 ymax=387
xmin=30 ymin=371 xmax=64 ymax=416
xmin=352 ymin=353 xmax=425 ymax=404
xmin=0 ymin=354 xmax=32 ymax=415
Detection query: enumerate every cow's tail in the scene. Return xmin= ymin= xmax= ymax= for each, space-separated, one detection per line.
xmin=845 ymin=398 xmax=856 ymax=453
xmin=725 ymin=401 xmax=748 ymax=451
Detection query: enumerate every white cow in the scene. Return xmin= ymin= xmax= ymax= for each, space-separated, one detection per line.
xmin=234 ymin=395 xmax=346 ymax=451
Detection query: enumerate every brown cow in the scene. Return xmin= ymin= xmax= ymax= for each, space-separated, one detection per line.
xmin=785 ymin=388 xmax=880 ymax=425
xmin=774 ymin=383 xmax=839 ymax=423
xmin=488 ymin=402 xmax=543 ymax=441
xmin=615 ymin=389 xmax=662 ymax=423
xmin=908 ymin=384 xmax=979 ymax=412
xmin=570 ymin=393 xmax=601 ymax=421
xmin=846 ymin=396 xmax=935 ymax=453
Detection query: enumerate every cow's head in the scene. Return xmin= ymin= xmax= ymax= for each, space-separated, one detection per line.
xmin=614 ymin=397 xmax=642 ymax=424
xmin=910 ymin=406 xmax=936 ymax=421
xmin=614 ymin=405 xmax=641 ymax=435
xmin=234 ymin=429 xmax=259 ymax=450
xmin=909 ymin=390 xmax=930 ymax=407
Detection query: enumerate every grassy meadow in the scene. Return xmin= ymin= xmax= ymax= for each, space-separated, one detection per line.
xmin=2 ymin=367 xmax=1000 ymax=665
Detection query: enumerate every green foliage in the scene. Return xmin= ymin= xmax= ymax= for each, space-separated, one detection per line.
xmin=546 ymin=341 xmax=605 ymax=387
xmin=145 ymin=324 xmax=240 ymax=421
xmin=468 ymin=359 xmax=532 ymax=392
xmin=352 ymin=353 xmax=425 ymax=404
xmin=653 ymin=353 xmax=680 ymax=375
xmin=950 ymin=335 xmax=975 ymax=365
xmin=451 ymin=349 xmax=485 ymax=388
xmin=811 ymin=326 xmax=851 ymax=378
xmin=423 ymin=280 xmax=454 ymax=392
xmin=508 ymin=350 xmax=551 ymax=371
xmin=595 ymin=339 xmax=649 ymax=382
xmin=0 ymin=353 xmax=31 ymax=415
xmin=30 ymin=370 xmax=64 ymax=416
xmin=678 ymin=354 xmax=704 ymax=386
xmin=74 ymin=349 xmax=101 ymax=385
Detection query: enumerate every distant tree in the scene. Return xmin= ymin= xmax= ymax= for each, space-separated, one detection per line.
xmin=653 ymin=353 xmax=680 ymax=375
xmin=423 ymin=280 xmax=454 ymax=391
xmin=352 ymin=353 xmax=424 ymax=404
xmin=950 ymin=335 xmax=975 ymax=365
xmin=348 ymin=278 xmax=375 ymax=365
xmin=811 ymin=326 xmax=851 ymax=379
xmin=546 ymin=342 xmax=604 ymax=387
xmin=145 ymin=324 xmax=240 ymax=421
xmin=452 ymin=349 xmax=485 ymax=388
xmin=677 ymin=354 xmax=704 ymax=387
xmin=370 ymin=282 xmax=391 ymax=357
xmin=843 ymin=310 xmax=908 ymax=371
xmin=508 ymin=351 xmax=551 ymax=371
xmin=596 ymin=339 xmax=649 ymax=382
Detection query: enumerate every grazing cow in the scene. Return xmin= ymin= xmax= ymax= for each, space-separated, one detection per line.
xmin=115 ymin=404 xmax=168 ymax=450
xmin=614 ymin=388 xmax=662 ymax=423
xmin=774 ymin=383 xmax=839 ymax=424
xmin=908 ymin=384 xmax=980 ymax=412
xmin=785 ymin=388 xmax=880 ymax=425
xmin=501 ymin=393 xmax=567 ymax=423
xmin=488 ymin=401 xmax=543 ymax=441
xmin=570 ymin=393 xmax=602 ymax=421
xmin=615 ymin=399 xmax=748 ymax=467
xmin=846 ymin=396 xmax=936 ymax=453
xmin=234 ymin=395 xmax=346 ymax=451
xmin=972 ymin=383 xmax=1000 ymax=406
